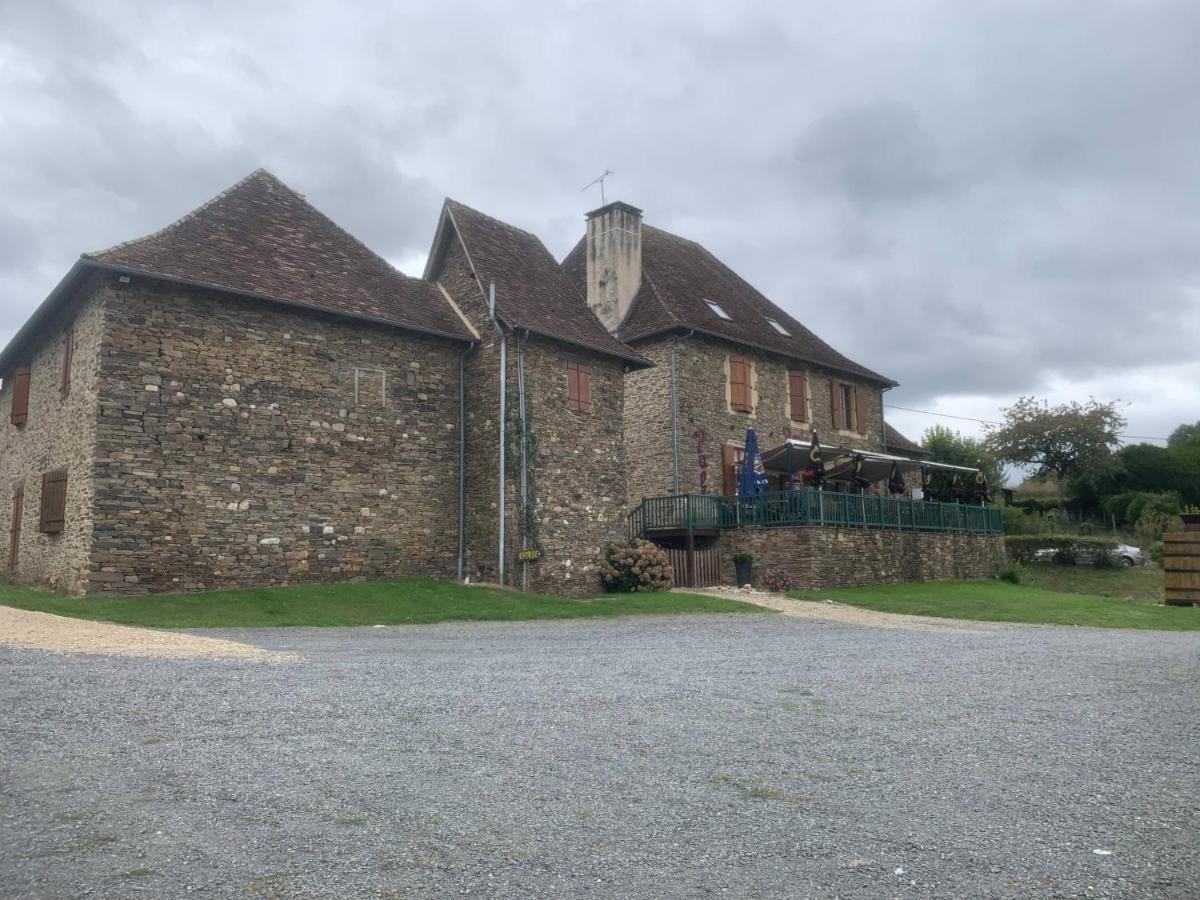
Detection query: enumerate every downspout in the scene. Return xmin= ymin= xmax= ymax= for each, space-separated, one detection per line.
xmin=490 ymin=283 xmax=507 ymax=586
xmin=671 ymin=330 xmax=695 ymax=495
xmin=517 ymin=330 xmax=529 ymax=591
xmin=457 ymin=341 xmax=475 ymax=582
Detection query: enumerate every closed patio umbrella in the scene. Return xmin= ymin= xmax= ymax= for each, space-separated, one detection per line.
xmin=738 ymin=427 xmax=769 ymax=497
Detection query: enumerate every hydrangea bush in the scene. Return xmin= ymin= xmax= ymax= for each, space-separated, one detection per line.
xmin=600 ymin=538 xmax=674 ymax=592
xmin=760 ymin=567 xmax=795 ymax=593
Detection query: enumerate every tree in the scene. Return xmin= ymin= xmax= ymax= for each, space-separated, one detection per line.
xmin=1168 ymin=421 xmax=1200 ymax=449
xmin=920 ymin=424 xmax=1008 ymax=490
xmin=984 ymin=397 xmax=1125 ymax=505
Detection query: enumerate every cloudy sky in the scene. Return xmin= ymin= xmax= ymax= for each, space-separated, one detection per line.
xmin=3 ymin=0 xmax=1198 ymax=449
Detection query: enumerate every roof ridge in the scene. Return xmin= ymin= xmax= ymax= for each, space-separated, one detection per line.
xmin=444 ymin=197 xmax=544 ymax=244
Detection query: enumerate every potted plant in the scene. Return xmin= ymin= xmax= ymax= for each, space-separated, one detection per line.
xmin=733 ymin=552 xmax=754 ymax=587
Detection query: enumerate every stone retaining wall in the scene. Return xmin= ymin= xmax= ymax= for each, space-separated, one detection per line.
xmin=718 ymin=525 xmax=1005 ymax=589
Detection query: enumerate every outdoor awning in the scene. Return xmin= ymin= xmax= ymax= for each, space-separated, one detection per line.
xmin=759 ymin=439 xmax=979 ymax=483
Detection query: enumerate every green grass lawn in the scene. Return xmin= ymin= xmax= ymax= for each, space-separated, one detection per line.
xmin=0 ymin=577 xmax=766 ymax=628
xmin=788 ymin=580 xmax=1199 ymax=631
xmin=1017 ymin=562 xmax=1163 ymax=603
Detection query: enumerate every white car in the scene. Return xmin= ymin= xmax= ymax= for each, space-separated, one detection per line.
xmin=1033 ymin=543 xmax=1145 ymax=566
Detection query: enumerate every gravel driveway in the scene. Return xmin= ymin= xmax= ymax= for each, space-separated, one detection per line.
xmin=2 ymin=612 xmax=1198 ymax=898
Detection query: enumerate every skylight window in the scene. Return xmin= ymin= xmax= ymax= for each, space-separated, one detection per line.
xmin=765 ymin=317 xmax=790 ymax=336
xmin=704 ymin=299 xmax=731 ymax=321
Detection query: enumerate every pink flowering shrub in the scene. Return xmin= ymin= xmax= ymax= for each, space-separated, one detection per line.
xmin=600 ymin=538 xmax=674 ymax=592
xmin=760 ymin=567 xmax=795 ymax=593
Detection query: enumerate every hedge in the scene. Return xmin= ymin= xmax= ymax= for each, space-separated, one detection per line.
xmin=1005 ymin=534 xmax=1118 ymax=564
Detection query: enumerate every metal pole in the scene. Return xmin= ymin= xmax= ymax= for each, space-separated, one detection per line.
xmin=518 ymin=331 xmax=529 ymax=591
xmin=492 ymin=283 xmax=507 ymax=586
xmin=457 ymin=343 xmax=473 ymax=581
xmin=670 ymin=339 xmax=680 ymax=494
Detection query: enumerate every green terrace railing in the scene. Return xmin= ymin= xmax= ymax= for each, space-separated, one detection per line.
xmin=626 ymin=489 xmax=1003 ymax=539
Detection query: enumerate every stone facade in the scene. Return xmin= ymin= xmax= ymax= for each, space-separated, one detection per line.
xmin=623 ymin=332 xmax=886 ymax=504
xmin=719 ymin=526 xmax=1005 ymax=589
xmin=83 ymin=276 xmax=465 ymax=594
xmin=0 ymin=275 xmax=106 ymax=594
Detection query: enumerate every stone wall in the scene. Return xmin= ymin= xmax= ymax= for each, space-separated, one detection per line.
xmin=0 ymin=275 xmax=106 ymax=594
xmin=87 ymin=276 xmax=466 ymax=594
xmin=718 ymin=525 xmax=1005 ymax=589
xmin=624 ymin=333 xmax=887 ymax=502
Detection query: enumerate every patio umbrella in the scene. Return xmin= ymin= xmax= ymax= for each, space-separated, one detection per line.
xmin=801 ymin=430 xmax=826 ymax=488
xmin=887 ymin=461 xmax=906 ymax=495
xmin=738 ymin=427 xmax=769 ymax=496
xmin=974 ymin=468 xmax=992 ymax=503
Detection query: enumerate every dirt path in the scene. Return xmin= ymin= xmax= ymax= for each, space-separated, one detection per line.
xmin=0 ymin=606 xmax=299 ymax=661
xmin=685 ymin=586 xmax=998 ymax=633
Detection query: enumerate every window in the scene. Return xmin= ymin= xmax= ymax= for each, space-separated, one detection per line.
xmin=567 ymin=362 xmax=592 ymax=412
xmin=728 ymin=356 xmax=753 ymax=413
xmin=10 ymin=366 xmax=30 ymax=426
xmin=765 ymin=317 xmax=790 ymax=336
xmin=722 ymin=444 xmax=746 ymax=496
xmin=788 ymin=370 xmax=808 ymax=421
xmin=831 ymin=381 xmax=867 ymax=433
xmin=61 ymin=325 xmax=74 ymax=397
xmin=704 ymin=299 xmax=732 ymax=321
xmin=39 ymin=470 xmax=67 ymax=534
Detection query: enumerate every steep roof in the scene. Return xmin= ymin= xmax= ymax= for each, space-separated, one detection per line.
xmin=562 ymin=222 xmax=895 ymax=386
xmin=426 ymin=200 xmax=649 ymax=367
xmin=884 ymin=423 xmax=931 ymax=457
xmin=86 ymin=169 xmax=474 ymax=342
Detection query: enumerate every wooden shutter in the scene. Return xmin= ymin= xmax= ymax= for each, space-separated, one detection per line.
xmin=567 ymin=362 xmax=580 ymax=409
xmin=61 ymin=326 xmax=74 ymax=397
xmin=788 ymin=371 xmax=807 ymax=421
xmin=39 ymin=470 xmax=67 ymax=534
xmin=729 ymin=357 xmax=752 ymax=412
xmin=722 ymin=444 xmax=738 ymax=496
xmin=577 ymin=366 xmax=592 ymax=413
xmin=854 ymin=386 xmax=867 ymax=434
xmin=831 ymin=380 xmax=845 ymax=430
xmin=10 ymin=367 xmax=30 ymax=426
xmin=9 ymin=485 xmax=22 ymax=571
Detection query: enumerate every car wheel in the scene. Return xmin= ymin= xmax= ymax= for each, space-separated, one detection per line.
xmin=1121 ymin=556 xmax=1134 ymax=567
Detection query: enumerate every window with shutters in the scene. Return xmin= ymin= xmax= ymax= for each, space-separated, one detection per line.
xmin=788 ymin=370 xmax=808 ymax=422
xmin=567 ymin=362 xmax=592 ymax=412
xmin=831 ymin=381 xmax=867 ymax=433
xmin=10 ymin=366 xmax=30 ymax=426
xmin=728 ymin=356 xmax=753 ymax=413
xmin=61 ymin=325 xmax=74 ymax=397
xmin=39 ymin=470 xmax=67 ymax=534
xmin=722 ymin=443 xmax=746 ymax=496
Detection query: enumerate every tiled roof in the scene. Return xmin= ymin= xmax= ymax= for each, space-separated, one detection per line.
xmin=432 ymin=200 xmax=649 ymax=366
xmin=884 ymin=423 xmax=931 ymax=457
xmin=562 ymin=223 xmax=895 ymax=385
xmin=86 ymin=170 xmax=474 ymax=342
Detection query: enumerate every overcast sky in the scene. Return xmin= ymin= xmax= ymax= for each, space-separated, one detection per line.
xmin=3 ymin=0 xmax=1198 ymax=449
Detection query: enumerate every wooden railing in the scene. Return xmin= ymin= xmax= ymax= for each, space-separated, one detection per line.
xmin=627 ymin=489 xmax=1003 ymax=539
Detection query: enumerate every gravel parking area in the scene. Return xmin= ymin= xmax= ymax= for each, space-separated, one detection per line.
xmin=2 ymin=613 xmax=1198 ymax=898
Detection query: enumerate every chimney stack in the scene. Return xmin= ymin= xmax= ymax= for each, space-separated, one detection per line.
xmin=585 ymin=201 xmax=642 ymax=333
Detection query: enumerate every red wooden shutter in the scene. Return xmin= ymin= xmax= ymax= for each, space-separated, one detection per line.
xmin=578 ymin=366 xmax=592 ymax=413
xmin=10 ymin=367 xmax=30 ymax=426
xmin=831 ymin=381 xmax=844 ymax=430
xmin=567 ymin=362 xmax=580 ymax=410
xmin=39 ymin=470 xmax=67 ymax=534
xmin=722 ymin=444 xmax=738 ymax=496
xmin=729 ymin=357 xmax=751 ymax=412
xmin=854 ymin=386 xmax=867 ymax=434
xmin=61 ymin=326 xmax=74 ymax=397
xmin=788 ymin=371 xmax=807 ymax=421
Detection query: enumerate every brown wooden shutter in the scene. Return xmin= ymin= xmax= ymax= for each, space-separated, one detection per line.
xmin=61 ymin=326 xmax=74 ymax=397
xmin=567 ymin=362 xmax=580 ymax=409
xmin=854 ymin=386 xmax=866 ymax=434
xmin=788 ymin=371 xmax=807 ymax=421
xmin=722 ymin=444 xmax=738 ymax=496
xmin=578 ymin=366 xmax=592 ymax=413
xmin=729 ymin=357 xmax=752 ymax=412
xmin=10 ymin=367 xmax=30 ymax=426
xmin=39 ymin=470 xmax=67 ymax=534
xmin=831 ymin=380 xmax=844 ymax=430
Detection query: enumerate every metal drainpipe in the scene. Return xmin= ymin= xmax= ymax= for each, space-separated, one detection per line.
xmin=517 ymin=331 xmax=529 ymax=591
xmin=491 ymin=283 xmax=507 ymax=586
xmin=457 ymin=343 xmax=475 ymax=581
xmin=671 ymin=330 xmax=695 ymax=495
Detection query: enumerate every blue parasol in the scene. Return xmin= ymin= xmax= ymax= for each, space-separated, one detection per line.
xmin=738 ymin=427 xmax=770 ymax=496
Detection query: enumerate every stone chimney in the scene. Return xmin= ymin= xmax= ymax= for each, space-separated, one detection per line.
xmin=585 ymin=201 xmax=642 ymax=333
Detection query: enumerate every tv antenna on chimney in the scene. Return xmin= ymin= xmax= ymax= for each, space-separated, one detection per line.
xmin=581 ymin=170 xmax=614 ymax=206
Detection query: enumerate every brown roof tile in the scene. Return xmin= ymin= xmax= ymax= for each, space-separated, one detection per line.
xmin=436 ymin=200 xmax=649 ymax=366
xmin=87 ymin=170 xmax=474 ymax=342
xmin=884 ymin=423 xmax=931 ymax=457
xmin=562 ymin=223 xmax=895 ymax=385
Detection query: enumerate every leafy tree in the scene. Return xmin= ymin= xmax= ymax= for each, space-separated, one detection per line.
xmin=1168 ymin=421 xmax=1200 ymax=449
xmin=920 ymin=424 xmax=1007 ymax=489
xmin=984 ymin=397 xmax=1125 ymax=505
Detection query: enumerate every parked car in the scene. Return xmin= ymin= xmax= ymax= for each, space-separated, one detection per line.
xmin=1033 ymin=543 xmax=1145 ymax=566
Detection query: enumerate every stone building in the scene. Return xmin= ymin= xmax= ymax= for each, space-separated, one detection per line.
xmin=0 ymin=170 xmax=996 ymax=597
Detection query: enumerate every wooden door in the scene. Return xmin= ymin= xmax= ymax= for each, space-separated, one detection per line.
xmin=9 ymin=485 xmax=22 ymax=572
